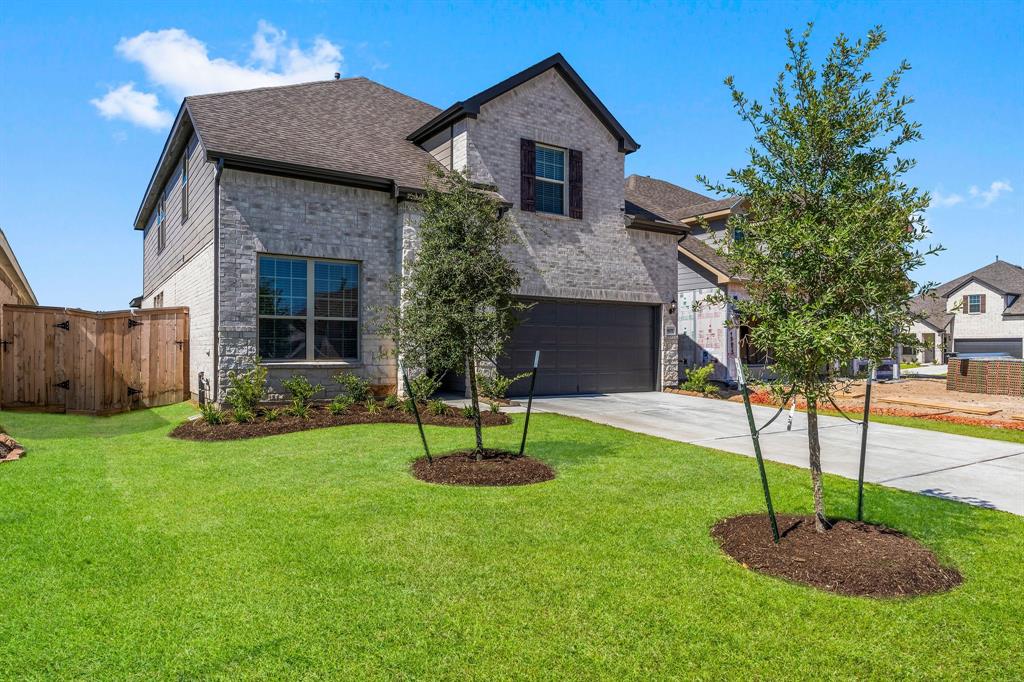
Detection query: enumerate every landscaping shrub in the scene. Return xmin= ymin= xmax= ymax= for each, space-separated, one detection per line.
xmin=383 ymin=394 xmax=400 ymax=410
xmin=282 ymin=375 xmax=323 ymax=417
xmin=489 ymin=402 xmax=501 ymax=414
xmin=461 ymin=405 xmax=477 ymax=420
xmin=335 ymin=372 xmax=373 ymax=402
xmin=479 ymin=372 xmax=529 ymax=400
xmin=233 ymin=406 xmax=256 ymax=424
xmin=263 ymin=407 xmax=283 ymax=422
xmin=225 ymin=359 xmax=268 ymax=414
xmin=408 ymin=373 xmax=442 ymax=402
xmin=365 ymin=398 xmax=380 ymax=415
xmin=428 ymin=399 xmax=450 ymax=417
xmin=328 ymin=396 xmax=354 ymax=415
xmin=199 ymin=402 xmax=224 ymax=425
xmin=680 ymin=364 xmax=719 ymax=396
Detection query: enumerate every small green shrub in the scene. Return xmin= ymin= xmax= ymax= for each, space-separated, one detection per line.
xmin=365 ymin=398 xmax=380 ymax=415
xmin=478 ymin=372 xmax=529 ymax=400
xmin=461 ymin=405 xmax=477 ymax=420
xmin=334 ymin=372 xmax=373 ymax=402
xmin=263 ymin=407 xmax=283 ymax=422
xmin=680 ymin=364 xmax=719 ymax=396
xmin=233 ymin=406 xmax=256 ymax=424
xmin=428 ymin=399 xmax=450 ymax=416
xmin=225 ymin=359 xmax=268 ymax=414
xmin=383 ymin=394 xmax=400 ymax=410
xmin=489 ymin=401 xmax=501 ymax=414
xmin=408 ymin=373 xmax=442 ymax=402
xmin=401 ymin=398 xmax=416 ymax=415
xmin=199 ymin=402 xmax=224 ymax=425
xmin=288 ymin=402 xmax=312 ymax=419
xmin=281 ymin=374 xmax=323 ymax=414
xmin=328 ymin=396 xmax=354 ymax=415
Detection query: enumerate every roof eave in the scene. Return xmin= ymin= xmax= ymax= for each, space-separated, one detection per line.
xmin=626 ymin=215 xmax=688 ymax=236
xmin=133 ymin=101 xmax=192 ymax=230
xmin=677 ymin=243 xmax=732 ymax=284
xmin=211 ymin=152 xmax=402 ymax=194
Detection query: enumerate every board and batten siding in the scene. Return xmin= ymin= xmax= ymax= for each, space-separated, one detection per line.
xmin=142 ymin=133 xmax=217 ymax=298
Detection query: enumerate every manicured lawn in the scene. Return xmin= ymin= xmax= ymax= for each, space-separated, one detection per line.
xmin=817 ymin=407 xmax=1024 ymax=444
xmin=1 ymin=405 xmax=1022 ymax=679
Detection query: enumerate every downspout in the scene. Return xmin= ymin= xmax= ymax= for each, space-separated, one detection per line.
xmin=212 ymin=157 xmax=225 ymax=403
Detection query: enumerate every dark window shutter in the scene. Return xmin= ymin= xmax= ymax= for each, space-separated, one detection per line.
xmin=520 ymin=139 xmax=536 ymax=212
xmin=568 ymin=149 xmax=583 ymax=219
xmin=962 ymin=295 xmax=968 ymax=313
xmin=979 ymin=294 xmax=986 ymax=313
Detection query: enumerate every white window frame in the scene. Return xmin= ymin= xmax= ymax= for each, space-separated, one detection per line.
xmin=967 ymin=294 xmax=982 ymax=314
xmin=257 ymin=254 xmax=362 ymax=363
xmin=535 ymin=143 xmax=567 ymax=216
xmin=156 ymin=193 xmax=166 ymax=254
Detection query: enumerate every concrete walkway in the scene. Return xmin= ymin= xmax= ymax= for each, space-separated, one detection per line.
xmin=527 ymin=392 xmax=1024 ymax=515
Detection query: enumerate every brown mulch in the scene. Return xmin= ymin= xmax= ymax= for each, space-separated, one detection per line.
xmin=411 ymin=449 xmax=555 ymax=486
xmin=712 ymin=514 xmax=962 ymax=598
xmin=170 ymin=404 xmax=511 ymax=441
xmin=0 ymin=433 xmax=26 ymax=463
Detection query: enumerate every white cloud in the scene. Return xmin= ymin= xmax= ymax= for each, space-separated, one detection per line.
xmin=115 ymin=22 xmax=342 ymax=99
xmin=92 ymin=21 xmax=343 ymax=130
xmin=969 ymin=180 xmax=1013 ymax=207
xmin=90 ymin=83 xmax=173 ymax=130
xmin=931 ymin=191 xmax=964 ymax=208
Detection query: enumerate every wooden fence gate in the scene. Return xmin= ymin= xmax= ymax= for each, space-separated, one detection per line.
xmin=0 ymin=305 xmax=189 ymax=415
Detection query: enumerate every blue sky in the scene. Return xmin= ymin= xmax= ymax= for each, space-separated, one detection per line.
xmin=1 ymin=0 xmax=1021 ymax=310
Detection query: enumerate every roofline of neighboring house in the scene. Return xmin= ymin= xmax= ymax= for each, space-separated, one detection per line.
xmin=676 ymin=198 xmax=746 ymax=224
xmin=407 ymin=53 xmax=640 ymax=154
xmin=942 ymin=274 xmax=1013 ymax=299
xmin=0 ymin=228 xmax=38 ymax=305
xmin=677 ymin=243 xmax=731 ymax=285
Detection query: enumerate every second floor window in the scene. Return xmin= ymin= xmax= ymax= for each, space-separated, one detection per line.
xmin=535 ymin=144 xmax=565 ymax=215
xmin=156 ymin=194 xmax=166 ymax=254
xmin=967 ymin=294 xmax=982 ymax=313
xmin=181 ymin=152 xmax=189 ymax=222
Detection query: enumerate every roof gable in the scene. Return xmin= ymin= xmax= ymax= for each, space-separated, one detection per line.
xmin=408 ymin=53 xmax=639 ymax=154
xmin=936 ymin=259 xmax=1024 ymax=298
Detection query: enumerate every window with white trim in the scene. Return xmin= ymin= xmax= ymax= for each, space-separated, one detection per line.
xmin=258 ymin=255 xmax=360 ymax=361
xmin=535 ymin=144 xmax=565 ymax=215
xmin=967 ymin=294 xmax=982 ymax=314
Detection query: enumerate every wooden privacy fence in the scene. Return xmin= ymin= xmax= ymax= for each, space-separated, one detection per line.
xmin=0 ymin=305 xmax=189 ymax=415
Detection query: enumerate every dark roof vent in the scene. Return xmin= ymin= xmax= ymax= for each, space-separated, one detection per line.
xmin=334 ymin=72 xmax=341 ymax=80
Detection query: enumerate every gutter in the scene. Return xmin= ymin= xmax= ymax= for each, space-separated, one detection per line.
xmin=212 ymin=157 xmax=224 ymax=403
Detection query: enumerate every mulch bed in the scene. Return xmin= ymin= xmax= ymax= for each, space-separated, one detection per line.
xmin=170 ymin=404 xmax=511 ymax=442
xmin=0 ymin=433 xmax=26 ymax=463
xmin=712 ymin=514 xmax=963 ymax=598
xmin=411 ymin=449 xmax=555 ymax=486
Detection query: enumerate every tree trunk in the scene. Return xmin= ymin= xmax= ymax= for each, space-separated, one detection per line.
xmin=466 ymin=355 xmax=484 ymax=459
xmin=807 ymin=398 xmax=828 ymax=532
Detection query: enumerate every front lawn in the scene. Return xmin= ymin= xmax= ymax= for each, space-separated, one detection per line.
xmin=1 ymin=405 xmax=1022 ymax=679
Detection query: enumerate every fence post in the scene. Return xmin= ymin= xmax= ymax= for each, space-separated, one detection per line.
xmin=737 ymin=362 xmax=780 ymax=543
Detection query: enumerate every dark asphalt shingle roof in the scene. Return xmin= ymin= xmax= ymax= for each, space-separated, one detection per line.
xmin=186 ymin=77 xmax=441 ymax=191
xmin=624 ymin=175 xmax=712 ymax=222
xmin=677 ymin=237 xmax=735 ymax=278
xmin=909 ymin=293 xmax=953 ymax=330
xmin=935 ymin=259 xmax=1024 ymax=299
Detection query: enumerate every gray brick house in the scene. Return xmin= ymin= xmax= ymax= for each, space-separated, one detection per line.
xmin=134 ymin=54 xmax=692 ymax=401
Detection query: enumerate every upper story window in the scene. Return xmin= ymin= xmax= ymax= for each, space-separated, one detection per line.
xmin=534 ymin=144 xmax=565 ymax=215
xmin=967 ymin=294 xmax=982 ymax=314
xmin=180 ymin=151 xmax=189 ymax=223
xmin=258 ymin=255 xmax=360 ymax=361
xmin=156 ymin=194 xmax=166 ymax=254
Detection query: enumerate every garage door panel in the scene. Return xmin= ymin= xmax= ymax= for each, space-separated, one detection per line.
xmin=499 ymin=299 xmax=657 ymax=396
xmin=954 ymin=338 xmax=1023 ymax=358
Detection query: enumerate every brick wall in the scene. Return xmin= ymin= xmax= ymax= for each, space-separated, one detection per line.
xmin=947 ymin=357 xmax=1024 ymax=396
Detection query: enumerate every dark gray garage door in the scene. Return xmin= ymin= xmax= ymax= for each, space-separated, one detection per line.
xmin=498 ymin=299 xmax=658 ymax=396
xmin=954 ymin=338 xmax=1023 ymax=358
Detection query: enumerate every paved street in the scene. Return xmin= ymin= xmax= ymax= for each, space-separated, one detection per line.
xmin=529 ymin=392 xmax=1024 ymax=515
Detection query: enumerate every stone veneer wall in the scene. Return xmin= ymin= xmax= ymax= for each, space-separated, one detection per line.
xmin=217 ymin=169 xmax=402 ymax=399
xmin=947 ymin=357 xmax=1023 ymax=396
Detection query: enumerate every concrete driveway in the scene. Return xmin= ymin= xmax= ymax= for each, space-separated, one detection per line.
xmin=531 ymin=392 xmax=1024 ymax=515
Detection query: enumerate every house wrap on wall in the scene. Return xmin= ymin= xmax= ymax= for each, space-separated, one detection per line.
xmin=133 ymin=54 xmax=715 ymax=401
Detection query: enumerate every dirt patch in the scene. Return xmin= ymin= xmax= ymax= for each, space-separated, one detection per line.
xmin=411 ymin=449 xmax=555 ymax=486
xmin=0 ymin=433 xmax=26 ymax=463
xmin=712 ymin=514 xmax=962 ymax=598
xmin=170 ymin=404 xmax=511 ymax=441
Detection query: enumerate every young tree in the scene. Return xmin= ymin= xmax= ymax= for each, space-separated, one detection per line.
xmin=701 ymin=25 xmax=938 ymax=531
xmin=380 ymin=166 xmax=524 ymax=459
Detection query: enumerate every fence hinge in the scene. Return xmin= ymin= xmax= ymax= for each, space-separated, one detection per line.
xmin=175 ymin=340 xmax=185 ymax=349
xmin=0 ymin=340 xmax=10 ymax=351
xmin=53 ymin=320 xmax=70 ymax=331
xmin=128 ymin=319 xmax=144 ymax=329
xmin=53 ymin=379 xmax=70 ymax=390
xmin=128 ymin=387 xmax=143 ymax=397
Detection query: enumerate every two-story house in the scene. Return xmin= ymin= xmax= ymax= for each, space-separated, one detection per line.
xmin=908 ymin=259 xmax=1024 ymax=362
xmin=134 ymin=54 xmax=688 ymax=401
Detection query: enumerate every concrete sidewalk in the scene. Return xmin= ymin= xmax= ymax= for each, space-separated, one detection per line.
xmin=527 ymin=392 xmax=1024 ymax=515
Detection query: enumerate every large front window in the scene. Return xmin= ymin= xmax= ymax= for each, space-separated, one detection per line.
xmin=535 ymin=144 xmax=565 ymax=214
xmin=258 ymin=255 xmax=360 ymax=361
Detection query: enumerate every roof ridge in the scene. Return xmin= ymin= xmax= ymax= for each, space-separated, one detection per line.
xmin=185 ymin=76 xmax=370 ymax=101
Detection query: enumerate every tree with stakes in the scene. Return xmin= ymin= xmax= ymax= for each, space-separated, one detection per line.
xmin=380 ymin=165 xmax=525 ymax=460
xmin=700 ymin=24 xmax=940 ymax=532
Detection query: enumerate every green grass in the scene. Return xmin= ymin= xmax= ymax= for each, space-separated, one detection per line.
xmin=1 ymin=405 xmax=1022 ymax=680
xmin=899 ymin=362 xmax=922 ymax=370
xmin=817 ymin=407 xmax=1024 ymax=444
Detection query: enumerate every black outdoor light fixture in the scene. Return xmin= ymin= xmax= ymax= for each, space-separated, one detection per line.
xmin=669 ymin=298 xmax=677 ymax=315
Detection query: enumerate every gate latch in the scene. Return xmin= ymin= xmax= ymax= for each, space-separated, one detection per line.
xmin=128 ymin=319 xmax=144 ymax=329
xmin=53 ymin=320 xmax=70 ymax=331
xmin=53 ymin=379 xmax=70 ymax=390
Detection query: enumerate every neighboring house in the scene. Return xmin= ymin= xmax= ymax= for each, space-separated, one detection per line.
xmin=907 ymin=259 xmax=1024 ymax=361
xmin=625 ymin=175 xmax=753 ymax=383
xmin=0 ymin=228 xmax=38 ymax=308
xmin=135 ymin=53 xmax=688 ymax=401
